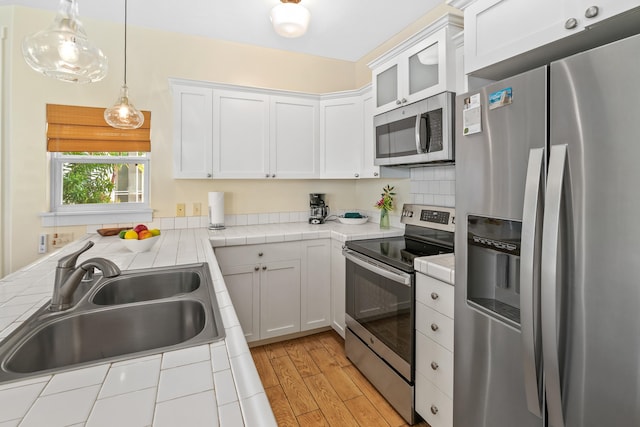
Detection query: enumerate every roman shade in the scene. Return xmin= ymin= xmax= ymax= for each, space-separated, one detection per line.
xmin=46 ymin=104 xmax=151 ymax=152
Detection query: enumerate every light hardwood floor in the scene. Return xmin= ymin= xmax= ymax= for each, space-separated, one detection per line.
xmin=250 ymin=330 xmax=430 ymax=427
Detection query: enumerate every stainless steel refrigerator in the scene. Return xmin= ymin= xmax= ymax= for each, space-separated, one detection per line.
xmin=454 ymin=32 xmax=640 ymax=427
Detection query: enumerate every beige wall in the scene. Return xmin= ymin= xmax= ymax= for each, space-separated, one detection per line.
xmin=1 ymin=5 xmax=452 ymax=274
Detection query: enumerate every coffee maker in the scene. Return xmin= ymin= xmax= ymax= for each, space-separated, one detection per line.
xmin=309 ymin=193 xmax=329 ymax=224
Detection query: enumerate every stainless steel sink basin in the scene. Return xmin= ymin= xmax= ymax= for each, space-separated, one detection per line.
xmin=0 ymin=263 xmax=225 ymax=384
xmin=92 ymin=270 xmax=200 ymax=305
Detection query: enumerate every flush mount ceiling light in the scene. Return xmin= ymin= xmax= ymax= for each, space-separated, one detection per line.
xmin=22 ymin=0 xmax=108 ymax=83
xmin=270 ymin=0 xmax=310 ymax=38
xmin=104 ymin=0 xmax=144 ymax=130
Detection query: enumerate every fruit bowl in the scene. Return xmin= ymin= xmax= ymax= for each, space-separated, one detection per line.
xmin=337 ymin=215 xmax=368 ymax=225
xmin=121 ymin=235 xmax=160 ymax=253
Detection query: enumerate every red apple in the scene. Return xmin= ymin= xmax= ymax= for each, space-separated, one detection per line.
xmin=133 ymin=224 xmax=148 ymax=233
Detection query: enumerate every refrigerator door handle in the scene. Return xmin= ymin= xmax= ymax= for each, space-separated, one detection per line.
xmin=541 ymin=144 xmax=568 ymax=427
xmin=520 ymin=147 xmax=544 ymax=417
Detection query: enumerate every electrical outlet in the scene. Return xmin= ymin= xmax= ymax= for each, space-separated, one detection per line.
xmin=49 ymin=232 xmax=73 ymax=249
xmin=176 ymin=203 xmax=186 ymax=217
xmin=192 ymin=202 xmax=201 ymax=216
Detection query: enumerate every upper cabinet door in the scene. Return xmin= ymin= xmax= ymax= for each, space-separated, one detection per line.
xmin=320 ymin=95 xmax=363 ymax=179
xmin=270 ymin=96 xmax=320 ymax=179
xmin=171 ymin=84 xmax=213 ymax=179
xmin=371 ymin=16 xmax=462 ymax=116
xmin=212 ymin=90 xmax=270 ymax=179
xmin=465 ymin=0 xmax=640 ymax=77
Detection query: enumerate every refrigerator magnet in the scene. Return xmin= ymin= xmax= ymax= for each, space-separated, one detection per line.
xmin=463 ymin=94 xmax=482 ymax=136
xmin=489 ymin=87 xmax=513 ymax=110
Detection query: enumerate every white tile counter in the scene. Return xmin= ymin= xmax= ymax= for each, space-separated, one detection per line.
xmin=0 ymin=220 xmax=402 ymax=427
xmin=415 ymin=253 xmax=455 ymax=285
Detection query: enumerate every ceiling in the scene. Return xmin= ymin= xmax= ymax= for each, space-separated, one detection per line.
xmin=1 ymin=0 xmax=448 ymax=61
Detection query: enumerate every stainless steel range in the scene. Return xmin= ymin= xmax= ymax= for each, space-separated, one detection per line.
xmin=343 ymin=204 xmax=455 ymax=424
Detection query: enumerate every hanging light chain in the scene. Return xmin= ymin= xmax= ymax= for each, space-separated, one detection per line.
xmin=124 ymin=0 xmax=128 ymax=85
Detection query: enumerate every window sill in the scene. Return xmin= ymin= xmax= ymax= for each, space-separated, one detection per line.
xmin=40 ymin=209 xmax=154 ymax=227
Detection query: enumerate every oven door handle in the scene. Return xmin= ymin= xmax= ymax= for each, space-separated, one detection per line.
xmin=343 ymin=249 xmax=412 ymax=286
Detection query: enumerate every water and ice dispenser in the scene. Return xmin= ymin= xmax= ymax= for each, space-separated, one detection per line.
xmin=467 ymin=215 xmax=522 ymax=327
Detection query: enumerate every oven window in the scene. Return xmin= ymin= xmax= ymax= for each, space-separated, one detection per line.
xmin=346 ymin=260 xmax=414 ymax=364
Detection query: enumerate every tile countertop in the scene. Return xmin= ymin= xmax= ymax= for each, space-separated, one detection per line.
xmin=0 ymin=221 xmax=403 ymax=427
xmin=415 ymin=253 xmax=455 ymax=285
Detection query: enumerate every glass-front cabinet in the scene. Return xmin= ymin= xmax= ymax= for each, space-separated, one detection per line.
xmin=371 ymin=15 xmax=463 ymax=115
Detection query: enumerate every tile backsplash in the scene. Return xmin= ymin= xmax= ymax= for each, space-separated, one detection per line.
xmin=409 ymin=165 xmax=455 ymax=207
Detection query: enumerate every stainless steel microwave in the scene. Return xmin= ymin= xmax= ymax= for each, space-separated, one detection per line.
xmin=374 ymin=92 xmax=454 ymax=166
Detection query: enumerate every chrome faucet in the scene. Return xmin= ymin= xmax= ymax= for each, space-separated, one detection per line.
xmin=51 ymin=241 xmax=121 ymax=311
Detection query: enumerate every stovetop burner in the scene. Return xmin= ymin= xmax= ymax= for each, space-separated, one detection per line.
xmin=344 ymin=204 xmax=455 ymax=273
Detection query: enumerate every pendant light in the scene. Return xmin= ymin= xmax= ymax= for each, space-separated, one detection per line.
xmin=270 ymin=0 xmax=310 ymax=38
xmin=104 ymin=0 xmax=144 ymax=130
xmin=22 ymin=0 xmax=108 ymax=83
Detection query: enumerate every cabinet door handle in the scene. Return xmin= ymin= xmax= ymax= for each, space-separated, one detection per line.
xmin=258 ymin=252 xmax=264 ymax=257
xmin=374 ymin=172 xmax=379 ymax=177
xmin=430 ymin=361 xmax=439 ymax=371
xmin=584 ymin=5 xmax=599 ymax=18
xmin=265 ymin=174 xmax=270 ymax=178
xmin=430 ymin=405 xmax=439 ymax=415
xmin=254 ymin=266 xmax=259 ymax=271
xmin=271 ymin=174 xmax=276 ymax=178
xmin=401 ymin=98 xmax=407 ymax=104
xmin=262 ymin=266 xmax=267 ymax=270
xmin=430 ymin=323 xmax=439 ymax=332
xmin=354 ymin=173 xmax=359 ymax=178
xmin=430 ymin=292 xmax=439 ymax=300
xmin=207 ymin=173 xmax=212 ymax=178
xmin=396 ymin=99 xmax=402 ymax=105
xmin=564 ymin=17 xmax=578 ymax=29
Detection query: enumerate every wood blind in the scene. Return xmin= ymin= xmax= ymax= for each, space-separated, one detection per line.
xmin=46 ymin=104 xmax=151 ymax=152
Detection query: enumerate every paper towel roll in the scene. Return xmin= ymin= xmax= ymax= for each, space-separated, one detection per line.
xmin=208 ymin=192 xmax=225 ymax=230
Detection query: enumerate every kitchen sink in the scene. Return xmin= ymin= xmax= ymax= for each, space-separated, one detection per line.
xmin=92 ymin=270 xmax=201 ymax=305
xmin=0 ymin=263 xmax=225 ymax=384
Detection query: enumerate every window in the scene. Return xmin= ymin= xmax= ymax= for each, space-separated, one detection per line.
xmin=42 ymin=104 xmax=153 ymax=226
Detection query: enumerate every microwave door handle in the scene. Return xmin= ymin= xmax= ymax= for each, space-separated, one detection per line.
xmin=415 ymin=114 xmax=429 ymax=153
xmin=541 ymin=144 xmax=568 ymax=427
xmin=520 ymin=147 xmax=544 ymax=417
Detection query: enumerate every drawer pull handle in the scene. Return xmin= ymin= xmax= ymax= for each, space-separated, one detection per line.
xmin=258 ymin=252 xmax=264 ymax=257
xmin=262 ymin=266 xmax=267 ymax=270
xmin=430 ymin=361 xmax=439 ymax=371
xmin=430 ymin=292 xmax=439 ymax=300
xmin=430 ymin=405 xmax=439 ymax=415
xmin=430 ymin=323 xmax=439 ymax=332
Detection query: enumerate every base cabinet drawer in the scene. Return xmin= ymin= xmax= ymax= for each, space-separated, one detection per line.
xmin=416 ymin=371 xmax=453 ymax=427
xmin=416 ymin=330 xmax=453 ymax=398
xmin=416 ymin=301 xmax=454 ymax=351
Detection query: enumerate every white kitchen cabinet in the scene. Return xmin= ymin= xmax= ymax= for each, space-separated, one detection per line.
xmin=212 ymin=89 xmax=270 ymax=179
xmin=270 ymin=96 xmax=320 ymax=179
xmin=330 ymin=239 xmax=346 ymax=337
xmin=464 ymin=0 xmax=639 ymax=76
xmin=300 ymin=239 xmax=331 ymax=331
xmin=319 ymin=86 xmax=380 ymax=179
xmin=260 ymin=259 xmax=301 ymax=339
xmin=220 ymin=263 xmax=260 ymax=341
xmin=171 ymin=83 xmax=213 ymax=179
xmin=415 ymin=272 xmax=455 ymax=427
xmin=216 ymin=240 xmax=332 ymax=342
xmin=370 ymin=15 xmax=463 ymax=115
xmin=171 ymin=79 xmax=320 ymax=179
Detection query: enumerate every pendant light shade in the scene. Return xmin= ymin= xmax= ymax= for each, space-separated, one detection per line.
xmin=270 ymin=0 xmax=310 ymax=38
xmin=22 ymin=0 xmax=108 ymax=83
xmin=104 ymin=0 xmax=144 ymax=130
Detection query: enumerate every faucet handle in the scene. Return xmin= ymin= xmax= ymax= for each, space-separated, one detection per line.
xmin=57 ymin=241 xmax=95 ymax=269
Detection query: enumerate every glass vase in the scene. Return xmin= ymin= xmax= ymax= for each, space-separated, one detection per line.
xmin=380 ymin=209 xmax=390 ymax=229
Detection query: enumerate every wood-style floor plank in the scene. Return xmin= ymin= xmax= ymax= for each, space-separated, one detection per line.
xmin=251 ymin=346 xmax=280 ymax=388
xmin=270 ymin=355 xmax=319 ymax=416
xmin=304 ymin=373 xmax=360 ymax=427
xmin=344 ymin=395 xmax=392 ymax=427
xmin=264 ymin=385 xmax=299 ymax=427
xmin=283 ymin=339 xmax=322 ymax=378
xmin=297 ymin=409 xmax=331 ymax=427
xmin=250 ymin=330 xmax=418 ymax=427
